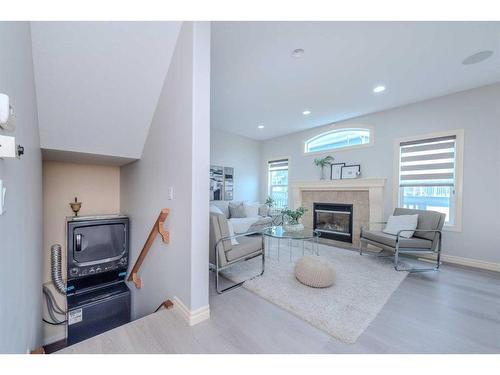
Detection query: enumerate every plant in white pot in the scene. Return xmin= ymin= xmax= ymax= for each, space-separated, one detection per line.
xmin=313 ymin=155 xmax=334 ymax=180
xmin=281 ymin=207 xmax=307 ymax=232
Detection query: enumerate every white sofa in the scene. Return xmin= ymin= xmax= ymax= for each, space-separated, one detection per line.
xmin=210 ymin=201 xmax=273 ymax=234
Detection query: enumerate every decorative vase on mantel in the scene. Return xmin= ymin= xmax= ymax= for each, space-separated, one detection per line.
xmin=313 ymin=155 xmax=335 ymax=180
xmin=320 ymin=165 xmax=327 ymax=180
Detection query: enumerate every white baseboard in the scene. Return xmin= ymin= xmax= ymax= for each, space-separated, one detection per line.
xmin=172 ymin=296 xmax=210 ymax=326
xmin=418 ymin=254 xmax=500 ymax=272
xmin=440 ymin=254 xmax=500 ymax=272
xmin=360 ymin=243 xmax=499 ymax=272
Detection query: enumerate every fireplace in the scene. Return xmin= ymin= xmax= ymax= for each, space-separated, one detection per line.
xmin=313 ymin=203 xmax=353 ymax=243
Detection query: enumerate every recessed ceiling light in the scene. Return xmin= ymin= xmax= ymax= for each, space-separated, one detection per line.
xmin=291 ymin=48 xmax=305 ymax=58
xmin=302 ymin=110 xmax=311 ymax=115
xmin=373 ymin=85 xmax=386 ymax=94
xmin=462 ymin=50 xmax=494 ymax=65
xmin=258 ymin=125 xmax=264 ymax=129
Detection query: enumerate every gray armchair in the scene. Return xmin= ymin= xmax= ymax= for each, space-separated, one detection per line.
xmin=209 ymin=212 xmax=265 ymax=293
xmin=359 ymin=208 xmax=445 ymax=272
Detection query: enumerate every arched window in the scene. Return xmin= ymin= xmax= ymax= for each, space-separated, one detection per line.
xmin=304 ymin=127 xmax=372 ymax=153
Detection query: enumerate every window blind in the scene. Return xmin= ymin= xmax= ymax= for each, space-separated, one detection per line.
xmin=268 ymin=159 xmax=288 ymax=171
xmin=399 ymin=135 xmax=456 ymax=187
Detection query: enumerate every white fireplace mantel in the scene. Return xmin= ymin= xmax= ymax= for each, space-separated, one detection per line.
xmin=291 ymin=177 xmax=387 ymax=225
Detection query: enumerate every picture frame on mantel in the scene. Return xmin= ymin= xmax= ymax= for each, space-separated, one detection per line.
xmin=341 ymin=164 xmax=361 ymax=179
xmin=330 ymin=163 xmax=345 ymax=180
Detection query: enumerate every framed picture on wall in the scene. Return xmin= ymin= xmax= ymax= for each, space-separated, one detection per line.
xmin=330 ymin=163 xmax=346 ymax=180
xmin=210 ymin=165 xmax=224 ymax=201
xmin=223 ymin=167 xmax=234 ymax=201
xmin=341 ymin=164 xmax=361 ymax=179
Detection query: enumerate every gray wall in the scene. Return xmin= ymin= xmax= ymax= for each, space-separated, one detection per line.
xmin=120 ymin=22 xmax=210 ymax=318
xmin=0 ymin=22 xmax=43 ymax=353
xmin=260 ymin=84 xmax=500 ymax=264
xmin=210 ymin=128 xmax=261 ymax=202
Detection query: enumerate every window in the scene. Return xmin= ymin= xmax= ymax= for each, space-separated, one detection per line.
xmin=395 ymin=131 xmax=463 ymax=230
xmin=268 ymin=159 xmax=288 ymax=208
xmin=305 ymin=127 xmax=372 ymax=154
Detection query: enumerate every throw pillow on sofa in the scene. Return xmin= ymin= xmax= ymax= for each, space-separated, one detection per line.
xmin=243 ymin=202 xmax=260 ymax=217
xmin=383 ymin=214 xmax=419 ymax=238
xmin=229 ymin=202 xmax=246 ymax=218
xmin=258 ymin=204 xmax=269 ymax=217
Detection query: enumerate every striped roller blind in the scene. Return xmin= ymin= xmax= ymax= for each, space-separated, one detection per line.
xmin=268 ymin=159 xmax=288 ymax=171
xmin=399 ymin=135 xmax=456 ymax=187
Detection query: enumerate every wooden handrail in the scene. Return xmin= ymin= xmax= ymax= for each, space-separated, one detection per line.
xmin=128 ymin=208 xmax=170 ymax=289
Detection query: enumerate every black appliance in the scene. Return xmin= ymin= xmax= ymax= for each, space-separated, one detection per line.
xmin=66 ymin=215 xmax=129 ymax=293
xmin=65 ymin=215 xmax=131 ymax=345
xmin=67 ymin=282 xmax=131 ymax=346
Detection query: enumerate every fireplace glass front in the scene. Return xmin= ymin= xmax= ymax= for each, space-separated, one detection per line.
xmin=313 ymin=203 xmax=353 ymax=243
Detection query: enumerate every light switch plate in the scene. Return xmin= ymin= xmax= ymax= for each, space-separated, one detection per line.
xmin=0 ymin=135 xmax=16 ymax=158
xmin=168 ymin=187 xmax=174 ymax=200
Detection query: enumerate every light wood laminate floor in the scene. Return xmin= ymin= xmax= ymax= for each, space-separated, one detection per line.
xmin=58 ymin=261 xmax=500 ymax=354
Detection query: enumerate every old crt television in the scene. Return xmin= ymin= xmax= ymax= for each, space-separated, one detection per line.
xmin=66 ymin=215 xmax=129 ymax=293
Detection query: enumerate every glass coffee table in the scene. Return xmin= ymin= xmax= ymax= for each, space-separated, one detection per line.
xmin=262 ymin=226 xmax=321 ymax=261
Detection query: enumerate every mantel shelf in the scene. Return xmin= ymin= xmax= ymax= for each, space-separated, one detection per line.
xmin=291 ymin=177 xmax=387 ymax=190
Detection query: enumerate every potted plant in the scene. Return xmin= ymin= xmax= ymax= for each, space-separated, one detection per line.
xmin=265 ymin=196 xmax=274 ymax=208
xmin=313 ymin=155 xmax=335 ymax=180
xmin=264 ymin=196 xmax=277 ymax=216
xmin=281 ymin=207 xmax=307 ymax=232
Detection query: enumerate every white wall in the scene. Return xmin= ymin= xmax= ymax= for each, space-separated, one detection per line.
xmin=0 ymin=22 xmax=43 ymax=353
xmin=210 ymin=128 xmax=261 ymax=202
xmin=261 ymin=84 xmax=500 ymax=265
xmin=120 ymin=22 xmax=210 ymax=319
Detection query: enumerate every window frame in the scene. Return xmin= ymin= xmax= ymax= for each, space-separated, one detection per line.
xmin=393 ymin=129 xmax=464 ymax=232
xmin=267 ymin=157 xmax=290 ymax=209
xmin=303 ymin=124 xmax=374 ymax=156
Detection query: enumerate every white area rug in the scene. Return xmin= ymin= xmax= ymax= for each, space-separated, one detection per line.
xmin=222 ymin=242 xmax=408 ymax=344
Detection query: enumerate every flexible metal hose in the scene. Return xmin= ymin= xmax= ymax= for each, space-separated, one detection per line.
xmin=51 ymin=244 xmax=66 ymax=295
xmin=43 ymin=285 xmax=65 ymax=314
xmin=43 ymin=286 xmax=65 ymax=324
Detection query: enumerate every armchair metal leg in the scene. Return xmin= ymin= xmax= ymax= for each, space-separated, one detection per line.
xmin=359 ymin=239 xmax=392 ymax=258
xmin=394 ymin=254 xmax=441 ymax=272
xmin=436 ymin=235 xmax=442 ymax=270
xmin=394 ymin=246 xmax=433 ymax=272
xmin=394 ymin=243 xmax=400 ymax=271
xmin=393 ymin=254 xmax=442 ymax=272
xmin=215 ymin=251 xmax=265 ymax=294
xmin=214 ymin=241 xmax=243 ymax=294
xmin=212 ymin=232 xmax=267 ymax=294
xmin=215 ymin=269 xmax=244 ymax=294
xmin=260 ymin=251 xmax=265 ymax=276
xmin=394 ymin=232 xmax=442 ymax=272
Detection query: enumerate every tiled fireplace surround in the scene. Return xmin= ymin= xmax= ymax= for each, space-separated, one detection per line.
xmin=291 ymin=178 xmax=386 ymax=248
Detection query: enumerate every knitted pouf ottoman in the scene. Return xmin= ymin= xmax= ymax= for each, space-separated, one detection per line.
xmin=294 ymin=255 xmax=335 ymax=288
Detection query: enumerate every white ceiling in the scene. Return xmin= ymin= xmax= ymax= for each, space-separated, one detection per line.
xmin=211 ymin=22 xmax=500 ymax=140
xmin=31 ymin=21 xmax=181 ymax=161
